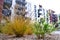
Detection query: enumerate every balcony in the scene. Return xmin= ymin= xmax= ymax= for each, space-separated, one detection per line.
xmin=3 ymin=0 xmax=12 ymax=8
xmin=2 ymin=9 xmax=11 ymax=16
xmin=15 ymin=4 xmax=27 ymax=10
xmin=16 ymin=0 xmax=26 ymax=6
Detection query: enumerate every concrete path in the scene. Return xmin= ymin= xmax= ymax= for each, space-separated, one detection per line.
xmin=51 ymin=31 xmax=60 ymax=34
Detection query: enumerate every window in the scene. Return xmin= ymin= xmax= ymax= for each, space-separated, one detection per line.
xmin=18 ymin=7 xmax=21 ymax=10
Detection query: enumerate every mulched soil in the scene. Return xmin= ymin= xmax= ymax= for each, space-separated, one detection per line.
xmin=0 ymin=34 xmax=59 ymax=40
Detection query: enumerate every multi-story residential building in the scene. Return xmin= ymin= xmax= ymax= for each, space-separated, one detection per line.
xmin=2 ymin=0 xmax=12 ymax=22
xmin=37 ymin=5 xmax=46 ymax=22
xmin=11 ymin=0 xmax=27 ymax=21
xmin=47 ymin=9 xmax=56 ymax=24
xmin=28 ymin=5 xmax=47 ymax=23
xmin=1 ymin=0 xmax=27 ymax=21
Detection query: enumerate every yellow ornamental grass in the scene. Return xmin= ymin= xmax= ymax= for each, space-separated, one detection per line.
xmin=24 ymin=26 xmax=33 ymax=35
xmin=1 ymin=23 xmax=14 ymax=35
xmin=1 ymin=17 xmax=33 ymax=37
xmin=24 ymin=19 xmax=33 ymax=35
xmin=11 ymin=18 xmax=31 ymax=37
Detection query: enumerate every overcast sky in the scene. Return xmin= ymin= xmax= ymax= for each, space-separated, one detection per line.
xmin=26 ymin=0 xmax=60 ymax=14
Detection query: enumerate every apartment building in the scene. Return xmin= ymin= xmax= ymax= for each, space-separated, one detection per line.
xmin=2 ymin=0 xmax=12 ymax=22
xmin=11 ymin=0 xmax=27 ymax=21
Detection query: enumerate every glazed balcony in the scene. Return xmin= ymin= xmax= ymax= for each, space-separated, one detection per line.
xmin=3 ymin=0 xmax=12 ymax=8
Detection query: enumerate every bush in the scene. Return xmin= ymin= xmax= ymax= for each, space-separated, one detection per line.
xmin=0 ymin=24 xmax=4 ymax=33
xmin=1 ymin=18 xmax=33 ymax=37
xmin=24 ymin=25 xmax=33 ymax=35
xmin=12 ymin=18 xmax=27 ymax=37
xmin=1 ymin=23 xmax=14 ymax=35
xmin=32 ymin=22 xmax=56 ymax=39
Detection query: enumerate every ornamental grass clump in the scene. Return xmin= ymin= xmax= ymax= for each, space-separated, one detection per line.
xmin=11 ymin=18 xmax=30 ymax=37
xmin=1 ymin=17 xmax=33 ymax=37
xmin=1 ymin=22 xmax=14 ymax=35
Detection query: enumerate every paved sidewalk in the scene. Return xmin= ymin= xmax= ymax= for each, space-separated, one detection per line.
xmin=51 ymin=31 xmax=60 ymax=34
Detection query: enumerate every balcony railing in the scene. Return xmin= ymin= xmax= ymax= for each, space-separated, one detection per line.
xmin=2 ymin=9 xmax=11 ymax=16
xmin=15 ymin=4 xmax=27 ymax=10
xmin=4 ymin=0 xmax=12 ymax=4
xmin=16 ymin=0 xmax=26 ymax=6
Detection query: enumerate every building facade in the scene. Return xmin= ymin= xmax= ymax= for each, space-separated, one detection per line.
xmin=1 ymin=0 xmax=27 ymax=22
xmin=2 ymin=0 xmax=12 ymax=22
xmin=11 ymin=0 xmax=27 ymax=21
xmin=0 ymin=0 xmax=4 ymax=22
xmin=37 ymin=5 xmax=46 ymax=22
xmin=47 ymin=9 xmax=58 ymax=24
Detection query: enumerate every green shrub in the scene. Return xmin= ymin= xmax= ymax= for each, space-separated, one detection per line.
xmin=32 ymin=22 xmax=56 ymax=39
